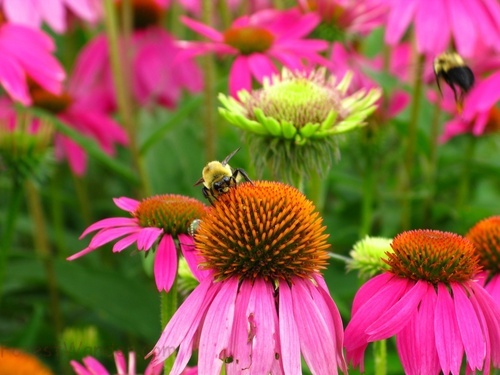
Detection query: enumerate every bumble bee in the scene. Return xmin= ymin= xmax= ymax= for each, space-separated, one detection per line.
xmin=194 ymin=147 xmax=252 ymax=204
xmin=434 ymin=52 xmax=475 ymax=113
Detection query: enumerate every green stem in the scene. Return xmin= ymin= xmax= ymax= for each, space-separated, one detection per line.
xmin=161 ymin=278 xmax=178 ymax=374
xmin=201 ymin=0 xmax=217 ymax=162
xmin=0 ymin=180 xmax=24 ymax=306
xmin=360 ymin=128 xmax=376 ymax=237
xmin=422 ymin=101 xmax=442 ymax=223
xmin=103 ymin=0 xmax=151 ymax=196
xmin=25 ymin=180 xmax=64 ymax=371
xmin=373 ymin=340 xmax=387 ymax=375
xmin=455 ymin=136 xmax=476 ymax=213
xmin=72 ymin=173 xmax=92 ymax=226
xmin=400 ymin=54 xmax=424 ymax=230
xmin=308 ymin=170 xmax=326 ymax=212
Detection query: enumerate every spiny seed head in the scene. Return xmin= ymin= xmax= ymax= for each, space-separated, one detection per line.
xmin=223 ymin=26 xmax=274 ymax=55
xmin=348 ymin=236 xmax=393 ymax=280
xmin=466 ymin=216 xmax=500 ymax=273
xmin=134 ymin=195 xmax=207 ymax=236
xmin=195 ymin=181 xmax=330 ymax=282
xmin=386 ymin=230 xmax=481 ymax=284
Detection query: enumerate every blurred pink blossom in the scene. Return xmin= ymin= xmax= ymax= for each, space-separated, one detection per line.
xmin=71 ymin=351 xmax=163 ymax=375
xmin=0 ymin=0 xmax=101 ymax=33
xmin=381 ymin=0 xmax=500 ymax=58
xmin=180 ymin=8 xmax=330 ymax=96
xmin=0 ymin=23 xmax=65 ymax=105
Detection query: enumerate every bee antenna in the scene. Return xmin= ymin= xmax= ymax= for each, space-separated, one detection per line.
xmin=221 ymin=147 xmax=241 ymax=166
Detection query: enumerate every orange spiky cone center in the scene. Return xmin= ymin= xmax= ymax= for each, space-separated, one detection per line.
xmin=467 ymin=216 xmax=500 ymax=273
xmin=485 ymin=107 xmax=500 ymax=134
xmin=385 ymin=230 xmax=481 ymax=284
xmin=223 ymin=26 xmax=274 ymax=55
xmin=0 ymin=347 xmax=53 ymax=375
xmin=29 ymin=82 xmax=72 ymax=114
xmin=195 ymin=181 xmax=330 ymax=282
xmin=134 ymin=194 xmax=206 ymax=236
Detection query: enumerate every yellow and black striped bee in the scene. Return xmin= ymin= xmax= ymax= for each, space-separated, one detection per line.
xmin=194 ymin=147 xmax=252 ymax=204
xmin=434 ymin=52 xmax=475 ymax=113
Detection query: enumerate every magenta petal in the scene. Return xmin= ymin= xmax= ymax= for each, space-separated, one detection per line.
xmin=229 ymin=56 xmax=251 ymax=97
xmin=82 ymin=356 xmax=109 ymax=375
xmin=69 ymin=360 xmax=92 ymax=375
xmin=0 ymin=55 xmax=30 ymax=105
xmin=485 ymin=274 xmax=500 ymax=301
xmin=179 ymin=234 xmax=210 ymax=281
xmin=113 ymin=197 xmax=140 ymax=212
xmin=351 ymin=273 xmax=394 ymax=315
xmin=385 ymin=0 xmax=417 ymax=45
xmin=434 ymin=283 xmax=464 ymax=375
xmin=451 ymin=283 xmax=485 ymax=371
xmin=113 ymin=351 xmax=127 ymax=374
xmin=79 ymin=217 xmax=138 ymax=238
xmin=416 ymin=289 xmax=440 ymax=374
xmin=367 ymin=280 xmax=429 ymax=341
xmin=136 ymin=228 xmax=163 ymax=250
xmin=449 ymin=0 xmax=477 ymax=57
xmin=396 ymin=311 xmax=419 ymax=375
xmin=279 ymin=281 xmax=301 ymax=375
xmin=112 ymin=232 xmax=139 ymax=252
xmin=88 ymin=227 xmax=140 ymax=249
xmin=247 ymin=53 xmax=277 ymax=83
xmin=292 ymin=279 xmax=337 ymax=374
xmin=67 ymin=246 xmax=96 ymax=261
xmin=245 ymin=279 xmax=277 ymax=373
xmin=150 ymin=278 xmax=219 ymax=364
xmin=154 ymin=235 xmax=178 ymax=292
xmin=415 ymin=0 xmax=449 ymax=55
xmin=181 ymin=16 xmax=223 ymax=42
xmin=198 ymin=278 xmax=239 ymax=374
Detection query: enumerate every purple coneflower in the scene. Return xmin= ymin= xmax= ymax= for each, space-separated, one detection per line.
xmin=149 ymin=181 xmax=346 ymax=374
xmin=467 ymin=216 xmax=500 ymax=301
xmin=179 ymin=8 xmax=330 ymax=96
xmin=67 ymin=195 xmax=208 ymax=292
xmin=70 ymin=351 xmax=162 ymax=375
xmin=345 ymin=229 xmax=500 ymax=374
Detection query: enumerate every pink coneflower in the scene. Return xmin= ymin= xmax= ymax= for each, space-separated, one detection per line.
xmin=180 ymin=8 xmax=330 ymax=96
xmin=345 ymin=229 xmax=500 ymax=374
xmin=149 ymin=181 xmax=346 ymax=374
xmin=71 ymin=0 xmax=202 ymax=110
xmin=70 ymin=351 xmax=162 ymax=375
xmin=381 ymin=0 xmax=500 ymax=57
xmin=298 ymin=0 xmax=386 ymax=35
xmin=67 ymin=195 xmax=208 ymax=292
xmin=0 ymin=22 xmax=65 ymax=105
xmin=467 ymin=216 xmax=500 ymax=301
xmin=0 ymin=0 xmax=101 ymax=33
xmin=436 ymin=71 xmax=500 ymax=142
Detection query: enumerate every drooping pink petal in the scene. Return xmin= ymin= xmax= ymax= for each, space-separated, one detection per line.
xmin=89 ymin=226 xmax=142 ymax=249
xmin=150 ymin=278 xmax=219 ymax=364
xmin=367 ymin=280 xmax=429 ymax=341
xmin=274 ymin=10 xmax=319 ymax=40
xmin=415 ymin=289 xmax=440 ymax=374
xmin=385 ymin=0 xmax=417 ymax=46
xmin=0 ymin=55 xmax=30 ymax=105
xmin=136 ymin=227 xmax=163 ymax=250
xmin=395 ymin=311 xmax=419 ymax=375
xmin=82 ymin=356 xmax=110 ymax=375
xmin=434 ymin=283 xmax=464 ymax=375
xmin=278 ymin=281 xmax=301 ymax=375
xmin=56 ymin=135 xmax=87 ymax=175
xmin=179 ymin=234 xmax=210 ymax=281
xmin=226 ymin=280 xmax=252 ymax=375
xmin=229 ymin=56 xmax=251 ymax=97
xmin=67 ymin=246 xmax=96 ymax=261
xmin=198 ymin=278 xmax=239 ymax=374
xmin=113 ymin=351 xmax=127 ymax=374
xmin=351 ymin=272 xmax=394 ymax=315
xmin=79 ymin=217 xmax=138 ymax=239
xmin=37 ymin=0 xmax=65 ymax=33
xmin=292 ymin=279 xmax=337 ymax=375
xmin=415 ymin=0 xmax=450 ymax=55
xmin=485 ymin=274 xmax=500 ymax=301
xmin=247 ymin=53 xmax=277 ymax=83
xmin=448 ymin=0 xmax=477 ymax=57
xmin=69 ymin=360 xmax=93 ymax=375
xmin=154 ymin=235 xmax=178 ymax=292
xmin=113 ymin=197 xmax=140 ymax=212
xmin=451 ymin=282 xmax=485 ymax=371
xmin=112 ymin=232 xmax=140 ymax=253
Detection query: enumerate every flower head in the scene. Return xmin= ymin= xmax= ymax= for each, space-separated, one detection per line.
xmin=467 ymin=216 xmax=500 ymax=300
xmin=0 ymin=23 xmax=65 ymax=105
xmin=0 ymin=0 xmax=101 ymax=33
xmin=219 ymin=68 xmax=381 ymax=183
xmin=381 ymin=0 xmax=500 ymax=57
xmin=345 ymin=229 xmax=500 ymax=374
xmin=70 ymin=351 xmax=162 ymax=375
xmin=150 ymin=181 xmax=346 ymax=374
xmin=67 ymin=195 xmax=208 ymax=292
xmin=180 ymin=8 xmax=330 ymax=96
xmin=0 ymin=347 xmax=53 ymax=375
xmin=347 ymin=236 xmax=392 ymax=280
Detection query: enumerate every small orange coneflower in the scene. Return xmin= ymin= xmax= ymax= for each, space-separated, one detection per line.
xmin=0 ymin=347 xmax=53 ymax=375
xmin=467 ymin=216 xmax=500 ymax=300
xmin=67 ymin=194 xmax=208 ymax=292
xmin=149 ymin=181 xmax=347 ymax=374
xmin=345 ymin=229 xmax=500 ymax=375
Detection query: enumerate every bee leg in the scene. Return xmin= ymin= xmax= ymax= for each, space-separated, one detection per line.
xmin=435 ymin=74 xmax=443 ymax=96
xmin=233 ymin=168 xmax=254 ymax=184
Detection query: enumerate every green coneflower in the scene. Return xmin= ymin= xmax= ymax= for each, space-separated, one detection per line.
xmin=219 ymin=68 xmax=381 ymax=185
xmin=347 ymin=236 xmax=393 ymax=280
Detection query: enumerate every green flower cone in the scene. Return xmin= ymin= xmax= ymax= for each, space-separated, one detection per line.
xmin=347 ymin=236 xmax=393 ymax=281
xmin=219 ymin=68 xmax=381 ymax=185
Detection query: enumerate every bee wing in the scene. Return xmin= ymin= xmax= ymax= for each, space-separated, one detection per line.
xmin=194 ymin=177 xmax=204 ymax=186
xmin=221 ymin=147 xmax=241 ymax=166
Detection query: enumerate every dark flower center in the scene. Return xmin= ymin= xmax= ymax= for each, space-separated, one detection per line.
xmin=117 ymin=0 xmax=163 ymax=30
xmin=223 ymin=26 xmax=274 ymax=55
xmin=30 ymin=87 xmax=72 ymax=114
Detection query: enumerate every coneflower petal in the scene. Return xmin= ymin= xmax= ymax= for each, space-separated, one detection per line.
xmin=136 ymin=227 xmax=163 ymax=250
xmin=154 ymin=235 xmax=177 ymax=292
xmin=278 ymin=281 xmax=301 ymax=375
xmin=79 ymin=217 xmax=138 ymax=238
